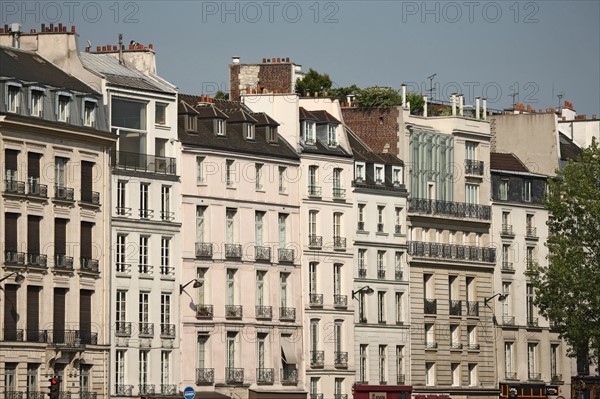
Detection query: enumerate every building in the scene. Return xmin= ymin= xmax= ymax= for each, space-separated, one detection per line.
xmin=489 ymin=152 xmax=571 ymax=399
xmin=177 ymin=95 xmax=306 ymax=399
xmin=0 ymin=42 xmax=116 ymax=398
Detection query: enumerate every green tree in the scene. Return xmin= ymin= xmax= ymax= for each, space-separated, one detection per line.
xmin=530 ymin=139 xmax=600 ymax=374
xmin=214 ymin=90 xmax=229 ymax=100
xmin=295 ymin=68 xmax=332 ymax=95
xmin=328 ymin=84 xmax=360 ymax=101
xmin=354 ymin=86 xmax=403 ymax=107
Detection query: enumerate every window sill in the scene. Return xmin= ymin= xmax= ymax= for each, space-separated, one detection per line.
xmin=376 ymin=232 xmax=389 ymax=237
xmin=279 ymin=190 xmax=288 ymax=196
xmin=155 ymin=124 xmax=171 ymax=130
xmin=226 ymin=186 xmax=237 ymax=190
xmin=357 ymin=230 xmax=369 ymax=235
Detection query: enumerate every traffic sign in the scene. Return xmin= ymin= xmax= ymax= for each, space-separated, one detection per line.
xmin=183 ymin=386 xmax=195 ymax=399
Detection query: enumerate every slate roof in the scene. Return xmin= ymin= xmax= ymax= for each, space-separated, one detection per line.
xmin=0 ymin=46 xmax=96 ymax=93
xmin=559 ymin=132 xmax=583 ymax=161
xmin=490 ymin=152 xmax=529 ymax=173
xmin=309 ymin=109 xmax=341 ymax=124
xmin=346 ymin=127 xmax=404 ymax=165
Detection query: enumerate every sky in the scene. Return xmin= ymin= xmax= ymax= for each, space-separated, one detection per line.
xmin=4 ymin=0 xmax=599 ymax=115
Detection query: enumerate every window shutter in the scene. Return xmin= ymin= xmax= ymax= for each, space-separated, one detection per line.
xmin=81 ymin=161 xmax=93 ymax=202
xmin=5 ymin=149 xmax=18 ymax=171
xmin=27 ymin=286 xmax=40 ymax=340
xmin=80 ymin=222 xmax=93 ymax=259
xmin=28 ymin=216 xmax=40 ymax=254
xmin=5 ymin=213 xmax=19 ymax=251
xmin=28 ymin=153 xmax=41 ymax=178
xmin=3 ymin=285 xmax=19 ymax=340
xmin=80 ymin=290 xmax=92 ymax=343
xmin=53 ymin=288 xmax=67 ymax=343
xmin=54 ymin=219 xmax=67 ymax=255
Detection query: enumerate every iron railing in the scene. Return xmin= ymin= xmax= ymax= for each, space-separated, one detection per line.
xmin=115 ymin=263 xmax=131 ymax=274
xmin=333 ymin=187 xmax=346 ymax=199
xmin=467 ymin=343 xmax=480 ymax=350
xmin=395 ymin=224 xmax=402 ymax=234
xmin=27 ymin=392 xmax=47 ymax=399
xmin=256 ymin=368 xmax=274 ymax=384
xmin=451 ymin=342 xmax=463 ymax=350
xmin=528 ymin=373 xmax=542 ymax=381
xmin=113 ymin=150 xmax=177 ymax=175
xmin=26 ymin=253 xmax=47 ymax=268
xmin=408 ymin=241 xmax=496 ymax=262
xmin=310 ymin=350 xmax=325 ymax=367
xmin=138 ymin=322 xmax=154 ymax=337
xmin=465 ymin=159 xmax=484 ymax=175
xmin=1 ymin=329 xmax=24 ymax=341
xmin=225 ymin=368 xmax=244 ymax=384
xmin=160 ymin=266 xmax=174 ymax=277
xmin=138 ymin=264 xmax=153 ymax=275
xmin=308 ymin=185 xmax=322 ymax=197
xmin=395 ymin=268 xmax=403 ymax=280
xmin=526 ymin=227 xmax=538 ymax=238
xmin=115 ymin=322 xmax=132 ymax=337
xmin=225 ymin=244 xmax=242 ymax=259
xmin=408 ymin=197 xmax=491 ymax=220
xmin=255 ymin=246 xmax=271 ymax=261
xmin=503 ymin=316 xmax=516 ymax=326
xmin=501 ymin=224 xmax=514 ymax=235
xmin=160 ymin=211 xmax=174 ymax=221
xmin=80 ymin=257 xmax=99 ymax=272
xmin=334 ymin=351 xmax=348 ymax=367
xmin=195 ymin=242 xmax=213 ymax=258
xmin=47 ymin=330 xmax=98 ymax=346
xmin=449 ymin=300 xmax=462 ymax=316
xmin=334 ymin=294 xmax=348 ymax=307
xmin=358 ymin=267 xmax=367 ymax=278
xmin=281 ymin=367 xmax=298 ymax=385
xmin=195 ymin=368 xmax=215 ymax=384
xmin=5 ymin=250 xmax=25 ymax=265
xmin=4 ymin=178 xmax=26 ymax=195
xmin=280 ymin=307 xmax=296 ymax=321
xmin=333 ymin=236 xmax=346 ymax=249
xmin=425 ymin=342 xmax=438 ymax=350
xmin=502 ymin=261 xmax=514 ymax=271
xmin=397 ymin=374 xmax=406 ymax=385
xmin=80 ymin=190 xmax=100 ymax=205
xmin=309 ymin=294 xmax=323 ymax=306
xmin=196 ymin=304 xmax=213 ymax=318
xmin=115 ymin=385 xmax=133 ymax=396
xmin=551 ymin=374 xmax=563 ymax=383
xmin=160 ymin=385 xmax=177 ymax=395
xmin=54 ymin=185 xmax=74 ymax=201
xmin=26 ymin=329 xmax=48 ymax=342
xmin=308 ymin=235 xmax=323 ymax=248
xmin=27 ymin=182 xmax=48 ymax=198
xmin=527 ymin=317 xmax=539 ymax=327
xmin=278 ymin=248 xmax=294 ymax=263
xmin=54 ymin=254 xmax=73 ymax=269
xmin=160 ymin=324 xmax=176 ymax=338
xmin=467 ymin=301 xmax=479 ymax=316
xmin=505 ymin=372 xmax=517 ymax=380
xmin=377 ymin=268 xmax=386 ymax=279
xmin=138 ymin=384 xmax=155 ymax=395
xmin=255 ymin=306 xmax=272 ymax=319
xmin=225 ymin=305 xmax=243 ymax=319
xmin=139 ymin=209 xmax=154 ymax=219
xmin=377 ymin=223 xmax=385 ymax=232
xmin=424 ymin=299 xmax=437 ymax=315
xmin=357 ymin=221 xmax=365 ymax=230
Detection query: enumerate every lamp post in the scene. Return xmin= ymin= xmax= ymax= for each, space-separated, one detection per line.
xmin=351 ymin=286 xmax=374 ymax=301
xmin=0 ymin=272 xmax=26 ymax=285
xmin=180 ymin=278 xmax=201 ymax=294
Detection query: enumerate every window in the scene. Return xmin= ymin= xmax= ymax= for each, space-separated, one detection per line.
xmin=359 ymin=345 xmax=368 ymax=382
xmin=196 ymin=157 xmax=205 ymax=184
xmin=468 ymin=363 xmax=477 ymax=386
xmin=357 ymin=204 xmax=365 ymax=230
xmin=83 ymin=100 xmax=96 ymax=126
xmin=255 ymin=211 xmax=265 ymax=246
xmin=309 ymin=210 xmax=318 ymax=237
xmin=379 ymin=345 xmax=387 ymax=383
xmin=378 ymin=291 xmax=386 ymax=323
xmin=523 ymin=180 xmax=532 ymax=202
xmin=375 ymin=165 xmax=384 ymax=183
xmin=358 ymin=249 xmax=366 ymax=272
xmin=395 ymin=292 xmax=403 ymax=324
xmin=334 ymin=320 xmax=343 ymax=354
xmin=58 ymin=94 xmax=70 ymax=122
xmin=310 ymin=319 xmax=319 ymax=351
xmin=55 ymin=157 xmax=68 ymax=188
xmin=393 ymin=167 xmax=403 ymax=185
xmin=377 ymin=251 xmax=385 ymax=272
xmin=466 ymin=183 xmax=479 ymax=204
xmin=155 ymin=103 xmax=167 ymax=125
xmin=309 ymin=262 xmax=318 ymax=295
xmin=116 ymin=290 xmax=127 ymax=326
xmin=116 ymin=234 xmax=127 ymax=273
xmin=140 ymin=183 xmax=150 ymax=218
xmin=161 ymin=293 xmax=171 ymax=328
xmin=451 ymin=363 xmax=460 ymax=386
xmin=310 ymin=377 xmax=319 ymax=395
xmin=355 ymin=162 xmax=365 ymax=181
xmin=500 ymin=179 xmax=509 ymax=200
xmin=333 ymin=212 xmax=342 ymax=238
xmin=256 ymin=271 xmax=266 ymax=307
xmin=528 ymin=343 xmax=537 ymax=378
xmin=377 ymin=206 xmax=385 ymax=232
xmin=227 ymin=269 xmax=236 ymax=306
xmin=425 ymin=323 xmax=435 ymax=347
xmin=303 ymin=121 xmax=316 ymax=144
xmin=502 ymin=244 xmax=510 ymax=267
xmin=187 ymin=114 xmax=197 ymax=131
xmin=502 ymin=282 xmax=511 ymax=317
xmin=117 ymin=181 xmax=127 ymax=215
xmin=358 ymin=291 xmax=367 ymax=322
xmin=226 ymin=160 xmax=235 ymax=187
xmin=333 ymin=168 xmax=342 ymax=194
xmin=308 ymin=165 xmax=319 ymax=194
xmin=527 ymin=246 xmax=535 ymax=266
xmin=335 ymin=378 xmax=343 ymax=395
xmin=466 ymin=141 xmax=477 ymax=160
xmin=226 ymin=209 xmax=236 ymax=244
xmin=551 ymin=344 xmax=559 ymax=378
xmin=161 ymin=351 xmax=170 ymax=386
xmin=215 ymin=119 xmax=225 ymax=136
xmin=266 ymin=125 xmax=277 ymax=142
xmin=395 ymin=207 xmax=402 ymax=233
xmin=257 ymin=333 xmax=267 ymax=370
xmin=196 ymin=206 xmax=206 ymax=243
xmin=278 ymin=213 xmax=287 ymax=248
xmin=7 ymin=85 xmax=20 ymax=112
xmin=526 ymin=284 xmax=535 ymax=322
xmin=112 ymin=98 xmax=147 ymax=130
xmin=197 ymin=334 xmax=208 ymax=369
xmin=333 ymin=264 xmax=342 ymax=296
xmin=278 ymin=166 xmax=286 ymax=192
xmin=27 ymin=363 xmax=39 ymax=393
xmin=425 ymin=362 xmax=435 ymax=386
xmin=255 ymin=163 xmax=263 ymax=190
xmin=396 ymin=346 xmax=404 ymax=382
xmin=161 ymin=185 xmax=171 ymax=221
xmin=139 ymin=350 xmax=149 ymax=386
xmin=328 ymin=124 xmax=338 ymax=146
xmin=197 ymin=268 xmax=207 ymax=305
xmin=245 ymin=123 xmax=255 ymax=140
xmin=139 ymin=292 xmax=149 ymax=325
xmin=505 ymin=342 xmax=513 ymax=376
xmin=115 ymin=350 xmax=125 ymax=387
xmin=160 ymin=237 xmax=171 ymax=275
xmin=468 ymin=325 xmax=477 ymax=347
xmin=280 ymin=272 xmax=289 ymax=308
xmin=31 ymin=89 xmax=43 ymax=117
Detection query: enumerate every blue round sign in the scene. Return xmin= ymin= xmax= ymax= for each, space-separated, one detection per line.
xmin=183 ymin=386 xmax=195 ymax=399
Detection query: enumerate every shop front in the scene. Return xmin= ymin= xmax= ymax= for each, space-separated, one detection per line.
xmin=353 ymin=384 xmax=413 ymax=399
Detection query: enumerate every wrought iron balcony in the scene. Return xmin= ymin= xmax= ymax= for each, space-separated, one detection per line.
xmin=115 ymin=385 xmax=133 ymax=396
xmin=115 ymin=322 xmax=132 ymax=337
xmin=47 ymin=329 xmax=97 ymax=346
xmin=80 ymin=190 xmax=100 ymax=205
xmin=160 ymin=266 xmax=174 ymax=277
xmin=467 ymin=301 xmax=479 ymax=316
xmin=160 ymin=211 xmax=175 ymax=221
xmin=468 ymin=343 xmax=480 ymax=350
xmin=465 ymin=159 xmax=484 ymax=175
xmin=5 ymin=391 xmax=23 ymax=399
xmin=395 ymin=224 xmax=402 ymax=234
xmin=138 ymin=264 xmax=153 ymax=275
xmin=528 ymin=373 xmax=542 ymax=381
xmin=80 ymin=257 xmax=99 ymax=272
xmin=25 ymin=329 xmax=48 ymax=342
xmin=333 ymin=236 xmax=347 ymax=250
xmin=54 ymin=185 xmax=74 ymax=201
xmin=225 ymin=244 xmax=242 ymax=259
xmin=505 ymin=372 xmax=518 ymax=380
xmin=397 ymin=373 xmax=406 ymax=385
xmin=526 ymin=227 xmax=538 ymax=238
xmin=451 ymin=342 xmax=463 ymax=350
xmin=160 ymin=324 xmax=176 ymax=338
xmin=280 ymin=307 xmax=296 ymax=321
xmin=502 ymin=261 xmax=514 ymax=271
xmin=395 ymin=268 xmax=403 ymax=280
xmin=113 ymin=150 xmax=177 ymax=175
xmin=256 ymin=305 xmax=272 ymax=319
xmin=310 ymin=394 xmax=324 ymax=399
xmin=425 ymin=342 xmax=438 ymax=350
xmin=196 ymin=304 xmax=214 ymax=318
xmin=195 ymin=242 xmax=213 ymax=258
xmin=357 ymin=221 xmax=365 ymax=231
xmin=334 ymin=351 xmax=348 ymax=367
xmin=551 ymin=374 xmax=563 ymax=383
xmin=334 ymin=395 xmax=348 ymax=399
xmin=26 ymin=392 xmax=47 ymax=399
xmin=308 ymin=235 xmax=323 ymax=248
xmin=1 ymin=329 xmax=24 ymax=341
xmin=358 ymin=267 xmax=367 ymax=278
xmin=138 ymin=322 xmax=154 ymax=337
xmin=115 ymin=263 xmax=131 ymax=274
xmin=310 ymin=350 xmax=325 ymax=367
xmin=116 ymin=206 xmax=132 ymax=216
xmin=225 ymin=305 xmax=243 ymax=319
xmin=377 ymin=268 xmax=386 ymax=279
xmin=308 ymin=185 xmax=322 ymax=197
xmin=408 ymin=241 xmax=496 ymax=263
xmin=54 ymin=254 xmax=73 ymax=269
xmin=501 ymin=224 xmax=514 ymax=236
xmin=58 ymin=393 xmax=72 ymax=399
xmin=424 ymin=299 xmax=437 ymax=315
xmin=449 ymin=300 xmax=462 ymax=316
xmin=27 ymin=181 xmax=48 ymax=198
xmin=309 ymin=293 xmax=323 ymax=306
xmin=408 ymin=197 xmax=491 ymax=220
xmin=255 ymin=246 xmax=271 ymax=261
xmin=160 ymin=385 xmax=177 ymax=395
xmin=26 ymin=253 xmax=47 ymax=268
xmin=527 ymin=317 xmax=539 ymax=327
xmin=139 ymin=209 xmax=154 ymax=219
xmin=377 ymin=223 xmax=385 ymax=233
xmin=4 ymin=179 xmax=25 ymax=195
xmin=139 ymin=384 xmax=155 ymax=395
xmin=256 ymin=368 xmax=274 ymax=384
xmin=226 ymin=368 xmax=244 ymax=384
xmin=333 ymin=187 xmax=346 ymax=199
xmin=4 ymin=250 xmax=25 ymax=265
xmin=334 ymin=294 xmax=348 ymax=308
xmin=502 ymin=316 xmax=516 ymax=326
xmin=196 ymin=368 xmax=215 ymax=384
xmin=278 ymin=248 xmax=294 ymax=263
xmin=281 ymin=367 xmax=298 ymax=385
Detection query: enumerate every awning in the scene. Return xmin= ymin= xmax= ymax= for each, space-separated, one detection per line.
xmin=249 ymin=389 xmax=307 ymax=399
xmin=195 ymin=392 xmax=231 ymax=399
xmin=281 ymin=339 xmax=298 ymax=364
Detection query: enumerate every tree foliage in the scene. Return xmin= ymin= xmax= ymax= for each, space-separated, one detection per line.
xmin=295 ymin=68 xmax=332 ymax=95
xmin=214 ymin=90 xmax=229 ymax=100
xmin=530 ymin=139 xmax=600 ymax=372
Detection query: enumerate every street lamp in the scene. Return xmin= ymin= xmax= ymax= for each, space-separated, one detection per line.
xmin=180 ymin=278 xmax=201 ymax=294
xmin=0 ymin=272 xmax=26 ymax=285
xmin=352 ymin=286 xmax=374 ymax=300
xmin=484 ymin=292 xmax=509 ymax=326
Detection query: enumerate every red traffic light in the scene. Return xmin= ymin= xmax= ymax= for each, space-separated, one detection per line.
xmin=51 ymin=378 xmax=58 ymax=385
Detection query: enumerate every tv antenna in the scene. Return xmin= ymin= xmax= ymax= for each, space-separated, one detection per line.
xmin=427 ymin=74 xmax=437 ymax=102
xmin=557 ymin=92 xmax=564 ymax=108
xmin=510 ymin=91 xmax=519 ymax=108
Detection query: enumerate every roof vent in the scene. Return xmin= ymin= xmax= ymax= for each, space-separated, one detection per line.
xmin=232 ymin=56 xmax=240 ymax=64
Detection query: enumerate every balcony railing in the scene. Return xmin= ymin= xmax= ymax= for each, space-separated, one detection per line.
xmin=465 ymin=159 xmax=484 ymax=175
xmin=408 ymin=241 xmax=496 ymax=263
xmin=225 ymin=368 xmax=244 ymax=384
xmin=334 ymin=351 xmax=348 ymax=367
xmin=54 ymin=185 xmax=74 ymax=201
xmin=115 ymin=263 xmax=131 ymax=274
xmin=80 ymin=190 xmax=100 ymax=205
xmin=160 ymin=211 xmax=175 ymax=221
xmin=333 ymin=236 xmax=347 ymax=250
xmin=395 ymin=224 xmax=402 ymax=234
xmin=395 ymin=268 xmax=403 ymax=280
xmin=4 ymin=178 xmax=26 ymax=195
xmin=309 ymin=293 xmax=324 ymax=306
xmin=116 ymin=206 xmax=132 ymax=216
xmin=424 ymin=299 xmax=437 ymax=315
xmin=225 ymin=244 xmax=242 ymax=259
xmin=256 ymin=368 xmax=274 ymax=384
xmin=160 ymin=266 xmax=174 ymax=277
xmin=308 ymin=235 xmax=323 ymax=248
xmin=27 ymin=181 xmax=48 ymax=198
xmin=5 ymin=250 xmax=25 ymax=265
xmin=528 ymin=373 xmax=542 ymax=381
xmin=26 ymin=329 xmax=48 ymax=342
xmin=333 ymin=187 xmax=346 ymax=199
xmin=377 ymin=223 xmax=385 ymax=233
xmin=255 ymin=305 xmax=272 ymax=319
xmin=527 ymin=317 xmax=539 ymax=327
xmin=47 ymin=330 xmax=98 ymax=346
xmin=115 ymin=322 xmax=132 ymax=337
xmin=278 ymin=248 xmax=294 ymax=263
xmin=425 ymin=342 xmax=438 ymax=350
xmin=502 ymin=261 xmax=514 ymax=271
xmin=502 ymin=316 xmax=516 ymax=326
xmin=358 ymin=267 xmax=367 ymax=278
xmin=196 ymin=368 xmax=214 ymax=384
xmin=501 ymin=224 xmax=514 ymax=236
xmin=160 ymin=385 xmax=177 ymax=395
xmin=377 ymin=267 xmax=386 ymax=279
xmin=551 ymin=374 xmax=563 ymax=383
xmin=408 ymin=197 xmax=491 ymax=220
xmin=139 ymin=384 xmax=155 ymax=395
xmin=26 ymin=253 xmax=47 ymax=268
xmin=310 ymin=394 xmax=324 ymax=399
xmin=281 ymin=367 xmax=298 ymax=385
xmin=280 ymin=307 xmax=296 ymax=321
xmin=196 ymin=304 xmax=214 ymax=318
xmin=310 ymin=350 xmax=325 ymax=367
xmin=526 ymin=227 xmax=538 ymax=238
xmin=334 ymin=395 xmax=348 ymax=399
xmin=138 ymin=264 xmax=153 ymax=275
xmin=138 ymin=322 xmax=154 ymax=337
xmin=255 ymin=246 xmax=271 ymax=261
xmin=139 ymin=209 xmax=154 ymax=219
xmin=26 ymin=392 xmax=47 ymax=399
xmin=467 ymin=301 xmax=479 ymax=317
xmin=397 ymin=373 xmax=406 ymax=385
xmin=80 ymin=257 xmax=99 ymax=272
xmin=308 ymin=185 xmax=322 ymax=197
xmin=113 ymin=150 xmax=177 ymax=175
xmin=195 ymin=242 xmax=213 ymax=258
xmin=467 ymin=343 xmax=480 ymax=350
xmin=357 ymin=221 xmax=365 ymax=231
xmin=505 ymin=372 xmax=518 ymax=380
xmin=449 ymin=300 xmax=462 ymax=316
xmin=225 ymin=305 xmax=243 ymax=319
xmin=1 ymin=329 xmax=24 ymax=341
xmin=54 ymin=254 xmax=74 ymax=269
xmin=451 ymin=342 xmax=463 ymax=350
xmin=160 ymin=324 xmax=176 ymax=338
xmin=115 ymin=385 xmax=134 ymax=396
xmin=334 ymin=294 xmax=348 ymax=307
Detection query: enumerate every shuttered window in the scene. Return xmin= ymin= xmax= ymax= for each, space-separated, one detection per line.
xmin=54 ymin=219 xmax=67 ymax=255
xmin=5 ymin=213 xmax=19 ymax=252
xmin=28 ymin=153 xmax=41 ymax=179
xmin=80 ymin=290 xmax=92 ymax=344
xmin=5 ymin=149 xmax=18 ymax=174
xmin=27 ymin=286 xmax=40 ymax=341
xmin=4 ymin=285 xmax=19 ymax=340
xmin=53 ymin=288 xmax=67 ymax=343
xmin=81 ymin=161 xmax=94 ymax=202
xmin=28 ymin=216 xmax=41 ymax=255
xmin=80 ymin=222 xmax=93 ymax=259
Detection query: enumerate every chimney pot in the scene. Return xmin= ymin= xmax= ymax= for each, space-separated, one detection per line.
xmin=286 ymin=57 xmax=290 ymax=62
xmin=277 ymin=57 xmax=281 ymax=62
xmin=58 ymin=23 xmax=63 ymax=30
xmin=102 ymin=46 xmax=106 ymax=51
xmin=96 ymin=46 xmax=101 ymax=51
xmin=263 ymin=58 xmax=266 ymax=63
xmin=41 ymin=23 xmax=46 ymax=31
xmin=85 ymin=47 xmax=90 ymax=52
xmin=0 ymin=29 xmax=4 ymax=34
xmin=149 ymin=43 xmax=153 ymax=49
xmin=50 ymin=23 xmax=54 ymax=30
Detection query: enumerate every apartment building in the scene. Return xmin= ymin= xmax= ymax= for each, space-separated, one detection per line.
xmin=0 ymin=43 xmax=116 ymax=398
xmin=177 ymin=95 xmax=306 ymax=399
xmin=344 ymin=96 xmax=499 ymax=399
xmin=79 ymin=43 xmax=181 ymax=398
xmin=346 ymin=129 xmax=411 ymax=394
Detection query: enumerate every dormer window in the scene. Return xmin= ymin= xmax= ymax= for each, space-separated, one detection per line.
xmin=30 ymin=89 xmax=44 ymax=117
xmin=245 ymin=123 xmax=255 ymax=140
xmin=375 ymin=164 xmax=384 ymax=184
xmin=266 ymin=126 xmax=278 ymax=142
xmin=302 ymin=121 xmax=316 ymax=144
xmin=355 ymin=162 xmax=365 ymax=182
xmin=7 ymin=84 xmax=21 ymax=113
xmin=187 ymin=115 xmax=197 ymax=131
xmin=328 ymin=124 xmax=338 ymax=146
xmin=82 ymin=98 xmax=97 ymax=127
xmin=392 ymin=166 xmax=403 ymax=186
xmin=215 ymin=119 xmax=226 ymax=136
xmin=57 ymin=93 xmax=71 ymax=122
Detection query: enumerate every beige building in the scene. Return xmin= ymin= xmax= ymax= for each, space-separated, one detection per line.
xmin=0 ymin=41 xmax=116 ymax=398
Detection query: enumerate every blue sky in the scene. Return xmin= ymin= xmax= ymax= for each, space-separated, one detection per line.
xmin=5 ymin=1 xmax=599 ymax=115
